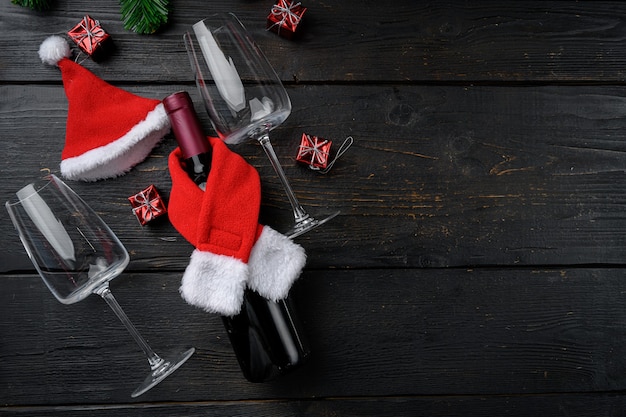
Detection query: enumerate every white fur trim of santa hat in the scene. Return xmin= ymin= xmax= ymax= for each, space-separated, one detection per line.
xmin=60 ymin=104 xmax=170 ymax=181
xmin=247 ymin=226 xmax=306 ymax=301
xmin=179 ymin=249 xmax=248 ymax=316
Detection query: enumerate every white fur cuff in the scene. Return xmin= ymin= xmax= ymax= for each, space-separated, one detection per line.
xmin=61 ymin=103 xmax=170 ymax=181
xmin=179 ymin=249 xmax=248 ymax=316
xmin=247 ymin=226 xmax=306 ymax=301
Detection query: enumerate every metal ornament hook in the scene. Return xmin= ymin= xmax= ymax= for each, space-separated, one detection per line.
xmin=311 ymin=136 xmax=354 ymax=174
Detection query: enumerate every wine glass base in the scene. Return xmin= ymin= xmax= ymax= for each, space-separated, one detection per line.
xmin=131 ymin=347 xmax=195 ymax=398
xmin=287 ymin=211 xmax=340 ymax=239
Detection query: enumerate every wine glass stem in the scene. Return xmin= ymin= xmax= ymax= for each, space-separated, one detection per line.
xmin=94 ymin=284 xmax=165 ymax=370
xmin=257 ymin=133 xmax=309 ymax=223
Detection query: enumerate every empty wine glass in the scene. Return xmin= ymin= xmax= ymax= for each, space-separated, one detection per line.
xmin=5 ymin=174 xmax=194 ymax=398
xmin=184 ymin=12 xmax=339 ymax=238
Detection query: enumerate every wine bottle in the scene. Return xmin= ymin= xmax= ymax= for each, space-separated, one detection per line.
xmin=163 ymin=91 xmax=310 ymax=382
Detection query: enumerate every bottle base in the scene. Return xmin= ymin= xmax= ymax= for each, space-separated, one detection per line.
xmin=222 ymin=290 xmax=310 ymax=382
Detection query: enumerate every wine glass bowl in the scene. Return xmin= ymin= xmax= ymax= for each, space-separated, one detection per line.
xmin=184 ymin=16 xmax=291 ymax=145
xmin=7 ymin=177 xmax=130 ymax=305
xmin=5 ymin=174 xmax=194 ymax=398
xmin=184 ymin=13 xmax=339 ymax=238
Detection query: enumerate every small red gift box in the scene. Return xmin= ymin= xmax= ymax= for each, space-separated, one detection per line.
xmin=296 ymin=133 xmax=332 ymax=169
xmin=68 ymin=15 xmax=112 ymax=60
xmin=129 ymin=185 xmax=167 ymax=225
xmin=267 ymin=0 xmax=306 ymax=39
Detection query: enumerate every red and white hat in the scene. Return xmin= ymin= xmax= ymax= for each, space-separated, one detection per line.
xmin=38 ymin=35 xmax=170 ymax=181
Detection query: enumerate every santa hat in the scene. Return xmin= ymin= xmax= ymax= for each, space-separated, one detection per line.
xmin=168 ymin=137 xmax=306 ymax=316
xmin=38 ymin=35 xmax=170 ymax=181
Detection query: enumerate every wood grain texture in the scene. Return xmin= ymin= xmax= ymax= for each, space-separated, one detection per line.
xmin=3 ymin=1 xmax=626 ymax=83
xmin=3 ymin=84 xmax=626 ymax=272
xmin=3 ymin=395 xmax=626 ymax=417
xmin=3 ymin=268 xmax=626 ymax=407
xmin=3 ymin=0 xmax=626 ymax=415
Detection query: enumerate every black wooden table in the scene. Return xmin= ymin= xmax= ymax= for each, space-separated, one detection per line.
xmin=3 ymin=1 xmax=626 ymax=415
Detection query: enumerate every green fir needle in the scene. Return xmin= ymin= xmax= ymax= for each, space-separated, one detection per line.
xmin=11 ymin=0 xmax=53 ymax=11
xmin=120 ymin=0 xmax=170 ymax=34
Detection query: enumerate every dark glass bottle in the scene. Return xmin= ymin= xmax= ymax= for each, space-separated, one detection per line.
xmin=223 ymin=290 xmax=310 ymax=382
xmin=163 ymin=91 xmax=310 ymax=382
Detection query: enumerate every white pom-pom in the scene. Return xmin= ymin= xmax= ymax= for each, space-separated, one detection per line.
xmin=38 ymin=35 xmax=71 ymax=66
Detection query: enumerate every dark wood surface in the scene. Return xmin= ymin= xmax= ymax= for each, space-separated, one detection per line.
xmin=3 ymin=1 xmax=626 ymax=415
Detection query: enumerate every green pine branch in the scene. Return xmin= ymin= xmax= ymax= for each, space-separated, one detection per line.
xmin=11 ymin=0 xmax=53 ymax=11
xmin=120 ymin=0 xmax=169 ymax=34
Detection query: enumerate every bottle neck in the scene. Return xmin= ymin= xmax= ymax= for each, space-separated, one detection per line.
xmin=163 ymin=91 xmax=211 ymax=159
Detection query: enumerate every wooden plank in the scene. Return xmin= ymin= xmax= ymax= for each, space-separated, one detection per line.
xmin=2 ymin=268 xmax=626 ymax=405
xmin=3 ymin=1 xmax=626 ymax=83
xmin=2 ymin=394 xmax=626 ymax=417
xmin=3 ymin=84 xmax=626 ymax=272
xmin=7 ymin=0 xmax=626 ymax=415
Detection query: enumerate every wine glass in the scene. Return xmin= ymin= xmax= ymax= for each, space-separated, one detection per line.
xmin=183 ymin=12 xmax=339 ymax=238
xmin=5 ymin=174 xmax=195 ymax=398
